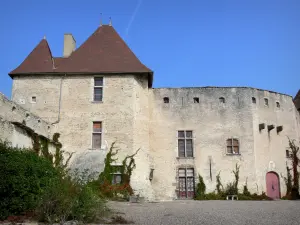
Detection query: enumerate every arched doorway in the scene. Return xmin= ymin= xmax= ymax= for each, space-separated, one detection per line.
xmin=266 ymin=172 xmax=280 ymax=199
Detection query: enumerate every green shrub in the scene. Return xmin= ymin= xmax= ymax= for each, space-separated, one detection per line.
xmin=0 ymin=141 xmax=59 ymax=220
xmin=36 ymin=171 xmax=107 ymax=223
xmin=195 ymin=174 xmax=206 ymax=199
xmin=224 ymin=182 xmax=238 ymax=195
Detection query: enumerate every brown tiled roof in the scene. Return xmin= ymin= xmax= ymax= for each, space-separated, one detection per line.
xmin=53 ymin=57 xmax=67 ymax=68
xmin=9 ymin=25 xmax=153 ymax=85
xmin=57 ymin=25 xmax=152 ymax=74
xmin=9 ymin=39 xmax=54 ymax=74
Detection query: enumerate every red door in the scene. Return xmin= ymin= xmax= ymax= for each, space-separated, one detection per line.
xmin=266 ymin=172 xmax=280 ymax=199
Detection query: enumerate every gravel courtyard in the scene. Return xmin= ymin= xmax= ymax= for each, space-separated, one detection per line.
xmin=108 ymin=200 xmax=300 ymax=225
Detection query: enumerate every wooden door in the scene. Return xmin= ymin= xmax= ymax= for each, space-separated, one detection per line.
xmin=266 ymin=172 xmax=280 ymax=199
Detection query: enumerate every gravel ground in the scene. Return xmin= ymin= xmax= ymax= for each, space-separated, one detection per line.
xmin=108 ymin=200 xmax=300 ymax=225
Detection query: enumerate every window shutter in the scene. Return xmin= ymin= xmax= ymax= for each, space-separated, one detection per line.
xmin=93 ymin=122 xmax=102 ymax=132
xmin=92 ymin=133 xmax=101 ymax=149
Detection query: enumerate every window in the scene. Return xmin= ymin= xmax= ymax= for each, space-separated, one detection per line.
xmin=163 ymin=97 xmax=169 ymax=103
xmin=286 ymin=150 xmax=292 ymax=158
xmin=193 ymin=97 xmax=199 ymax=103
xmin=178 ymin=131 xmax=193 ymax=157
xmin=177 ymin=168 xmax=195 ymax=198
xmin=276 ymin=102 xmax=280 ymax=108
xmin=226 ymin=138 xmax=239 ymax=154
xmin=252 ymin=97 xmax=256 ymax=104
xmin=94 ymin=77 xmax=103 ymax=102
xmin=31 ymin=96 xmax=36 ymax=103
xmin=92 ymin=122 xmax=102 ymax=149
xmin=111 ymin=166 xmax=122 ymax=184
xmin=264 ymin=98 xmax=268 ymax=106
xmin=219 ymin=97 xmax=225 ymax=103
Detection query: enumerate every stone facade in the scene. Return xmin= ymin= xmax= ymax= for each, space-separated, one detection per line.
xmin=9 ymin=75 xmax=300 ymax=201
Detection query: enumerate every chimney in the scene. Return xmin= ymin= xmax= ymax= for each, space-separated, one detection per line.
xmin=63 ymin=34 xmax=76 ymax=58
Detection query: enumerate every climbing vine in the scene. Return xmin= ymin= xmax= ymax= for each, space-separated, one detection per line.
xmin=96 ymin=141 xmax=140 ymax=199
xmin=216 ymin=171 xmax=223 ymax=194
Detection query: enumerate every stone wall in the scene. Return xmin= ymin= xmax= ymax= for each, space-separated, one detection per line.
xmin=149 ymin=87 xmax=298 ymax=200
xmin=0 ymin=92 xmax=53 ymax=148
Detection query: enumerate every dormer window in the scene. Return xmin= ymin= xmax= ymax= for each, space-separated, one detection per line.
xmin=163 ymin=97 xmax=169 ymax=103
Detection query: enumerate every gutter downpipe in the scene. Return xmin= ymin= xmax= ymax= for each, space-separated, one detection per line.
xmin=52 ymin=74 xmax=66 ymax=125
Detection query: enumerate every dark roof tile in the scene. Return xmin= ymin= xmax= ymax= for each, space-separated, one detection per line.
xmin=9 ymin=39 xmax=54 ymax=75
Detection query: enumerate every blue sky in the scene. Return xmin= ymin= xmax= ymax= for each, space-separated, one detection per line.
xmin=0 ymin=0 xmax=299 ymax=98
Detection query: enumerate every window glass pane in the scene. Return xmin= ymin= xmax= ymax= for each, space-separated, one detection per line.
xmin=94 ymin=87 xmax=103 ymax=101
xmin=227 ymin=139 xmax=232 ymax=146
xmin=186 ymin=139 xmax=193 ymax=157
xmin=233 ymin=146 xmax=239 ymax=154
xmin=233 ymin=139 xmax=239 ymax=146
xmin=92 ymin=133 xmax=101 ymax=149
xmin=186 ymin=131 xmax=193 ymax=138
xmin=178 ymin=169 xmax=185 ymax=177
xmin=227 ymin=146 xmax=233 ymax=154
xmin=186 ymin=168 xmax=194 ymax=177
xmin=93 ymin=122 xmax=102 ymax=132
xmin=178 ymin=139 xmax=185 ymax=157
xmin=178 ymin=131 xmax=185 ymax=138
xmin=115 ymin=175 xmax=122 ymax=184
xmin=94 ymin=77 xmax=103 ymax=86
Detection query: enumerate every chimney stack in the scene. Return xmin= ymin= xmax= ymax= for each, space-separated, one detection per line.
xmin=63 ymin=34 xmax=76 ymax=58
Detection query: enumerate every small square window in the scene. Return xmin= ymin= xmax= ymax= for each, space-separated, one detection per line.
xmin=163 ymin=97 xmax=169 ymax=103
xmin=193 ymin=97 xmax=199 ymax=103
xmin=276 ymin=102 xmax=280 ymax=108
xmin=252 ymin=97 xmax=256 ymax=104
xmin=219 ymin=97 xmax=225 ymax=103
xmin=264 ymin=98 xmax=269 ymax=106
xmin=31 ymin=96 xmax=36 ymax=103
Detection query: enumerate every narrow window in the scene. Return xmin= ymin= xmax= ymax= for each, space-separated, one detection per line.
xmin=177 ymin=168 xmax=195 ymax=199
xmin=178 ymin=131 xmax=193 ymax=157
xmin=92 ymin=122 xmax=102 ymax=149
xmin=276 ymin=102 xmax=280 ymax=108
xmin=226 ymin=138 xmax=239 ymax=155
xmin=31 ymin=96 xmax=36 ymax=103
xmin=264 ymin=98 xmax=268 ymax=106
xmin=163 ymin=97 xmax=169 ymax=103
xmin=94 ymin=77 xmax=103 ymax=102
xmin=252 ymin=97 xmax=256 ymax=104
xmin=286 ymin=150 xmax=292 ymax=158
xmin=219 ymin=97 xmax=225 ymax=103
xmin=193 ymin=97 xmax=199 ymax=103
xmin=111 ymin=166 xmax=122 ymax=184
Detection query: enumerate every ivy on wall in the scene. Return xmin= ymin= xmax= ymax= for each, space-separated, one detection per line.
xmin=95 ymin=141 xmax=140 ymax=199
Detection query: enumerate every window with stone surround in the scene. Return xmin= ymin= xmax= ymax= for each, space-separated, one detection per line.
xmin=226 ymin=138 xmax=239 ymax=155
xmin=92 ymin=122 xmax=102 ymax=149
xmin=94 ymin=77 xmax=103 ymax=102
xmin=177 ymin=168 xmax=195 ymax=199
xmin=178 ymin=131 xmax=193 ymax=157
xmin=111 ymin=165 xmax=122 ymax=184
